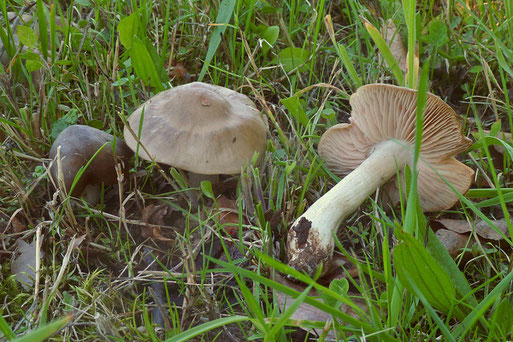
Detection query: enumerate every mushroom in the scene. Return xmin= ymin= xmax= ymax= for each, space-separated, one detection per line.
xmin=49 ymin=125 xmax=133 ymax=204
xmin=123 ymin=82 xmax=267 ymax=186
xmin=287 ymin=84 xmax=474 ymax=275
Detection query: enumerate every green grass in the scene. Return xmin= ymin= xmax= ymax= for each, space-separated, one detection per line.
xmin=1 ymin=0 xmax=513 ymax=340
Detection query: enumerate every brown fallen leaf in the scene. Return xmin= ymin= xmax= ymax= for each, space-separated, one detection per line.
xmin=322 ymin=254 xmax=359 ymax=285
xmin=382 ymin=20 xmax=407 ymax=74
xmin=141 ymin=204 xmax=174 ymax=245
xmin=151 ymin=226 xmax=174 ymax=244
xmin=483 ymin=130 xmax=512 ymax=156
xmin=4 ymin=209 xmax=26 ymax=234
xmin=168 ymin=61 xmax=190 ymax=82
xmin=435 ymin=218 xmax=511 ymax=241
xmin=72 ymin=234 xmax=87 ymax=249
xmin=273 ymin=273 xmax=366 ymax=340
xmin=435 ymin=229 xmax=474 ymax=258
xmin=275 ymin=290 xmax=335 ymax=339
xmin=211 ymin=177 xmax=238 ymax=196
xmin=381 ymin=19 xmax=421 ymax=83
xmin=10 ymin=216 xmax=26 ymax=233
xmin=264 ymin=208 xmax=284 ymax=241
xmin=142 ymin=204 xmax=168 ymax=226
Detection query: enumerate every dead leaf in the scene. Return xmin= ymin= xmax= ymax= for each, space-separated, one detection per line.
xmin=479 ymin=130 xmax=512 ymax=154
xmin=322 ymin=254 xmax=359 ymax=284
xmin=72 ymin=234 xmax=87 ymax=249
xmin=12 ymin=238 xmax=42 ymax=290
xmin=435 ymin=218 xmax=511 ymax=241
xmin=275 ymin=290 xmax=335 ymax=338
xmin=152 ymin=226 xmax=174 ymax=244
xmin=141 ymin=204 xmax=174 ymax=245
xmin=168 ymin=62 xmax=190 ymax=82
xmin=264 ymin=209 xmax=284 ymax=240
xmin=211 ymin=177 xmax=238 ymax=196
xmin=435 ymin=229 xmax=474 ymax=258
xmin=381 ymin=20 xmax=421 ymax=82
xmin=273 ymin=273 xmax=366 ymax=340
xmin=217 ymin=194 xmax=235 ymax=209
xmin=383 ymin=20 xmax=407 ymax=74
xmin=142 ymin=204 xmax=168 ymax=226
xmin=5 ymin=209 xmax=26 ymax=233
xmin=11 ymin=216 xmax=26 ymax=233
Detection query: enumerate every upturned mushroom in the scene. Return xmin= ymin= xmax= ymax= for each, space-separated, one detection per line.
xmin=49 ymin=125 xmax=132 ymax=204
xmin=123 ymin=82 xmax=267 ymax=185
xmin=287 ymin=84 xmax=474 ymax=275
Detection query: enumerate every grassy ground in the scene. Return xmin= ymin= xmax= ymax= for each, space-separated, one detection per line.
xmin=1 ymin=0 xmax=513 ymax=341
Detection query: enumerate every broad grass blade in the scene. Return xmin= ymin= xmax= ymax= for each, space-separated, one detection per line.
xmin=198 ymin=0 xmax=236 ymax=81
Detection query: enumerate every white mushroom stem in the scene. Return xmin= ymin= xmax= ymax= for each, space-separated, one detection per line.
xmin=287 ymin=139 xmax=411 ymax=275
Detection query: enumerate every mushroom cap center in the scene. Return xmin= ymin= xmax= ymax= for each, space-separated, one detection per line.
xmin=174 ymin=84 xmax=232 ymax=124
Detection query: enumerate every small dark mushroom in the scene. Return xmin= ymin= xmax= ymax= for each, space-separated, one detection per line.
xmin=49 ymin=125 xmax=132 ymax=203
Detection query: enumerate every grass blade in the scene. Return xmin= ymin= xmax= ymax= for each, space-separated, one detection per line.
xmin=0 ymin=314 xmax=15 ymax=341
xmin=390 ymin=61 xmax=430 ymax=325
xmin=130 ymin=36 xmax=164 ymax=91
xmin=325 ymin=15 xmax=362 ymax=88
xmin=402 ymin=0 xmax=417 ymax=87
xmin=266 ymin=283 xmax=314 ymax=341
xmin=198 ymin=0 xmax=236 ymax=81
xmin=208 ymin=256 xmax=399 ymax=342
xmin=165 ymin=315 xmax=250 ymax=342
xmin=13 ymin=314 xmax=72 ymax=342
xmin=453 ymin=270 xmax=513 ymax=339
xmin=394 ymin=231 xmax=460 ymax=318
xmin=49 ymin=2 xmax=57 ymax=63
xmin=403 ymin=57 xmax=429 ymax=237
xmin=400 ymin=272 xmax=456 ymax=341
xmin=361 ymin=17 xmax=404 ymax=86
xmin=36 ymin=0 xmax=48 ymax=60
xmin=466 ymin=188 xmax=513 ymax=198
xmin=426 ymin=229 xmax=478 ymax=307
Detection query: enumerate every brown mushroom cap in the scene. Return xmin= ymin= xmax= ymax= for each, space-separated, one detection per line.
xmin=318 ymin=84 xmax=474 ymax=211
xmin=123 ymin=82 xmax=267 ymax=175
xmin=49 ymin=125 xmax=132 ymax=196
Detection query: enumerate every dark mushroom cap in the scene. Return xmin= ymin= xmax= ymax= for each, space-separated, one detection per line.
xmin=318 ymin=84 xmax=474 ymax=211
xmin=123 ymin=82 xmax=267 ymax=174
xmin=49 ymin=125 xmax=132 ymax=196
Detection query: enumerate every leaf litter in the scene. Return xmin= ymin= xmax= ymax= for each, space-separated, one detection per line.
xmin=433 ymin=218 xmax=512 ymax=257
